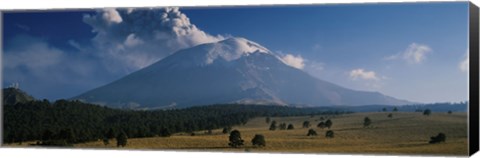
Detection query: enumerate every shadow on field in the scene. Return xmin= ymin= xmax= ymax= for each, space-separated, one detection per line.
xmin=175 ymin=146 xmax=232 ymax=150
xmin=395 ymin=142 xmax=431 ymax=148
xmin=334 ymin=127 xmax=365 ymax=131
xmin=176 ymin=146 xmax=259 ymax=150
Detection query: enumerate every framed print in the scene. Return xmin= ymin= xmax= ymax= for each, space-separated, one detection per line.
xmin=1 ymin=1 xmax=479 ymax=157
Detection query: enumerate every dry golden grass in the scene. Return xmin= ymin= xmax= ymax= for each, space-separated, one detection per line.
xmin=72 ymin=112 xmax=467 ymax=155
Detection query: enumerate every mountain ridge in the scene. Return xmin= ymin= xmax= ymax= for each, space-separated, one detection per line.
xmin=3 ymin=87 xmax=35 ymax=105
xmin=73 ymin=37 xmax=412 ymax=109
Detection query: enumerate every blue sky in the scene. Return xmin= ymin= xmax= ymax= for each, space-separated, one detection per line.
xmin=3 ymin=2 xmax=469 ymax=103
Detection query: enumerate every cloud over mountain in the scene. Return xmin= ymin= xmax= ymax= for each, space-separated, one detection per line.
xmin=83 ymin=7 xmax=225 ymax=73
xmin=74 ymin=37 xmax=411 ymax=108
xmin=280 ymin=54 xmax=305 ymax=69
xmin=5 ymin=7 xmax=227 ymax=100
xmin=349 ymin=69 xmax=379 ymax=81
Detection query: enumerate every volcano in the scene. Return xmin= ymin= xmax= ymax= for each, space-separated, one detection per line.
xmin=73 ymin=37 xmax=411 ymax=109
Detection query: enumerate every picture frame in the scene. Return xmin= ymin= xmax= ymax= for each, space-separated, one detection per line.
xmin=1 ymin=0 xmax=479 ymax=157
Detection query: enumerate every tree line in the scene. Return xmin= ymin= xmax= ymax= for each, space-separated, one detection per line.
xmin=3 ymin=99 xmax=352 ymax=146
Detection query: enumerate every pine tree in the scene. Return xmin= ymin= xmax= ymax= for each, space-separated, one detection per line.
xmin=269 ymin=121 xmax=277 ymax=131
xmin=325 ymin=130 xmax=334 ymax=138
xmin=287 ymin=124 xmax=294 ymax=130
xmin=106 ymin=128 xmax=116 ymax=139
xmin=307 ymin=129 xmax=317 ymax=136
xmin=228 ymin=130 xmax=244 ymax=148
xmin=303 ymin=121 xmax=311 ymax=128
xmin=251 ymin=134 xmax=266 ymax=147
xmin=363 ymin=117 xmax=371 ymax=128
xmin=423 ymin=109 xmax=432 ymax=116
xmin=116 ymin=131 xmax=128 ymax=147
xmin=325 ymin=119 xmax=333 ymax=129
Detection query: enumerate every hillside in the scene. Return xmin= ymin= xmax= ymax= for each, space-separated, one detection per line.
xmin=2 ymin=87 xmax=35 ymax=105
xmin=2 ymin=100 xmax=349 ymax=145
xmin=73 ymin=37 xmax=411 ymax=109
xmin=76 ymin=112 xmax=468 ymax=155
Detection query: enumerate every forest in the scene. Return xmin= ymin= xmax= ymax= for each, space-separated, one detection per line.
xmin=2 ymin=99 xmax=351 ymax=146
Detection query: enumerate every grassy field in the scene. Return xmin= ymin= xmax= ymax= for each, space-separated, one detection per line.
xmin=71 ymin=112 xmax=468 ymax=156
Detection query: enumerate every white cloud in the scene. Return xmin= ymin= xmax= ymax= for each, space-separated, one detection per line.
xmin=385 ymin=43 xmax=432 ymax=64
xmin=459 ymin=52 xmax=469 ymax=72
xmin=82 ymin=7 xmax=224 ymax=73
xmin=68 ymin=40 xmax=83 ymax=50
xmin=349 ymin=68 xmax=379 ymax=81
xmin=4 ymin=7 xmax=230 ymax=99
xmin=4 ymin=36 xmax=63 ymax=70
xmin=280 ymin=54 xmax=305 ymax=69
xmin=3 ymin=35 xmax=109 ymax=100
xmin=102 ymin=8 xmax=123 ymax=24
xmin=124 ymin=33 xmax=144 ymax=47
xmin=403 ymin=43 xmax=432 ymax=63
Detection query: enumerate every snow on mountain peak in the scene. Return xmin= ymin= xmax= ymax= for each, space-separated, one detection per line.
xmin=204 ymin=37 xmax=271 ymax=64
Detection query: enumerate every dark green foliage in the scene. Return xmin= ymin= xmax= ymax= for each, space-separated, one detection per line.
xmin=266 ymin=116 xmax=271 ymax=124
xmin=302 ymin=121 xmax=311 ymax=128
xmin=325 ymin=130 xmax=334 ymax=138
xmin=448 ymin=110 xmax=452 ymax=114
xmin=325 ymin=119 xmax=332 ymax=129
xmin=382 ymin=108 xmax=386 ymax=112
xmin=3 ymin=98 xmax=352 ymax=144
xmin=222 ymin=127 xmax=232 ymax=134
xmin=387 ymin=113 xmax=393 ymax=118
xmin=429 ymin=133 xmax=446 ymax=144
xmin=15 ymin=130 xmax=25 ymax=145
xmin=317 ymin=122 xmax=326 ymax=129
xmin=103 ymin=137 xmax=109 ymax=146
xmin=2 ymin=88 xmax=34 ymax=105
xmin=393 ymin=107 xmax=398 ymax=112
xmin=307 ymin=129 xmax=317 ymax=136
xmin=363 ymin=117 xmax=371 ymax=128
xmin=287 ymin=124 xmax=294 ymax=130
xmin=160 ymin=128 xmax=171 ymax=137
xmin=319 ymin=116 xmax=325 ymax=121
xmin=269 ymin=121 xmax=277 ymax=131
xmin=423 ymin=109 xmax=432 ymax=116
xmin=228 ymin=130 xmax=244 ymax=148
xmin=57 ymin=128 xmax=76 ymax=144
xmin=404 ymin=102 xmax=467 ymax=113
xmin=251 ymin=134 xmax=266 ymax=147
xmin=5 ymin=132 xmax=15 ymax=144
xmin=34 ymin=128 xmax=76 ymax=147
xmin=279 ymin=123 xmax=287 ymax=130
xmin=42 ymin=130 xmax=54 ymax=142
xmin=116 ymin=131 xmax=128 ymax=147
xmin=106 ymin=128 xmax=116 ymax=139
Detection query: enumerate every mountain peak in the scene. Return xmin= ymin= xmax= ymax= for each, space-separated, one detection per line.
xmin=74 ymin=37 xmax=411 ymax=109
xmin=219 ymin=37 xmax=270 ymax=53
xmin=203 ymin=37 xmax=271 ymax=65
xmin=140 ymin=37 xmax=275 ymax=69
